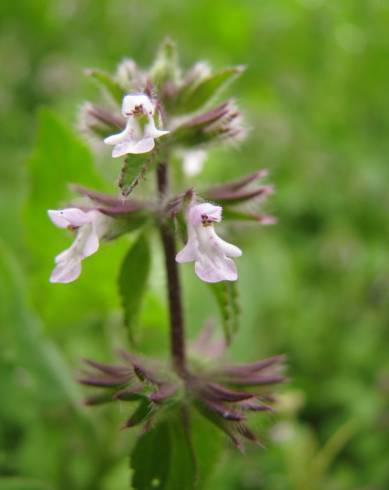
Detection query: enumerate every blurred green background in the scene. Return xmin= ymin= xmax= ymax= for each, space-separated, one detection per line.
xmin=1 ymin=0 xmax=389 ymax=489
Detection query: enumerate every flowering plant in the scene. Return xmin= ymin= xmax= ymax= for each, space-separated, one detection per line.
xmin=47 ymin=39 xmax=285 ymax=488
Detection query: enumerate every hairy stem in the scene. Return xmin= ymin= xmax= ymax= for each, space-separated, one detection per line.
xmin=157 ymin=163 xmax=187 ymax=377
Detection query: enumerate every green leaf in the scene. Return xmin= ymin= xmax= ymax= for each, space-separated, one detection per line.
xmin=0 ymin=478 xmax=52 ymax=490
xmin=209 ymin=282 xmax=240 ymax=344
xmin=0 ymin=240 xmax=85 ymax=412
xmin=167 ymin=416 xmax=197 ymax=490
xmin=312 ymin=419 xmax=358 ymax=481
xmin=125 ymin=399 xmax=154 ymax=428
xmin=131 ymin=414 xmax=195 ymax=490
xmin=177 ymin=66 xmax=244 ymax=113
xmin=27 ymin=109 xmax=104 ymax=212
xmin=130 ymin=410 xmax=224 ymax=490
xmin=189 ymin=409 xmax=225 ymax=489
xmin=118 ymin=154 xmax=151 ymax=198
xmin=86 ymin=68 xmax=124 ymax=105
xmin=118 ymin=233 xmax=151 ymax=343
xmin=131 ymin=421 xmax=171 ymax=490
xmin=24 ymin=109 xmax=129 ymax=327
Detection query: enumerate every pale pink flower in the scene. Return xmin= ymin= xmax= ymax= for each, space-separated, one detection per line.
xmin=176 ymin=203 xmax=242 ymax=283
xmin=48 ymin=208 xmax=109 ymax=283
xmin=104 ymin=94 xmax=169 ymax=158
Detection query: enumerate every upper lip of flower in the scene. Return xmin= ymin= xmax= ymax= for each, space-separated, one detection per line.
xmin=189 ymin=202 xmax=222 ymax=225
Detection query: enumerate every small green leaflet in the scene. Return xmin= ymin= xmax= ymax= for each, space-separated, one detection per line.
xmin=176 ymin=66 xmax=244 ymax=114
xmin=86 ymin=68 xmax=124 ymax=105
xmin=124 ymin=399 xmax=154 ymax=429
xmin=209 ymin=281 xmax=240 ymax=344
xmin=118 ymin=154 xmax=150 ymax=198
xmin=118 ymin=233 xmax=151 ymax=343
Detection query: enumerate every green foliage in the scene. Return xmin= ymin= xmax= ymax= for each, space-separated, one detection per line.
xmin=209 ymin=281 xmax=240 ymax=343
xmin=86 ymin=68 xmax=124 ymax=105
xmin=131 ymin=410 xmax=224 ymax=490
xmin=131 ymin=421 xmax=173 ymax=490
xmin=125 ymin=400 xmax=154 ymax=429
xmin=189 ymin=410 xmax=224 ymax=489
xmin=0 ymin=478 xmax=52 ymax=490
xmin=119 ymin=154 xmax=151 ymax=197
xmin=175 ymin=66 xmax=244 ymax=114
xmin=118 ymin=232 xmax=151 ymax=343
xmin=24 ymin=108 xmax=128 ymax=326
xmin=0 ymin=241 xmax=84 ymax=410
xmin=0 ymin=241 xmax=106 ymax=489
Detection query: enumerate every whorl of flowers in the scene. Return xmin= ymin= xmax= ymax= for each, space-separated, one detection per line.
xmin=80 ymin=338 xmax=285 ymax=450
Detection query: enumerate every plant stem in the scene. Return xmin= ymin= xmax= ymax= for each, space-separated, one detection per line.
xmin=157 ymin=162 xmax=187 ymax=377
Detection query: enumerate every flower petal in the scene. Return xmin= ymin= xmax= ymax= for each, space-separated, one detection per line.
xmin=50 ymin=257 xmax=82 ymax=283
xmin=48 ymin=211 xmax=106 ymax=283
xmin=48 ymin=208 xmax=92 ymax=228
xmin=111 ymin=141 xmax=133 ymax=158
xmin=176 ymin=240 xmax=197 ymax=263
xmin=214 ymin=236 xmax=242 ymax=258
xmin=130 ymin=137 xmax=155 ymax=154
xmin=195 ymin=256 xmax=238 ymax=283
xmin=54 ymin=246 xmax=73 ymax=264
xmin=112 ymin=138 xmax=154 ymax=157
xmin=104 ymin=128 xmax=129 ymax=145
xmin=144 ymin=119 xmax=169 ymax=139
xmin=83 ymin=228 xmax=99 ymax=257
